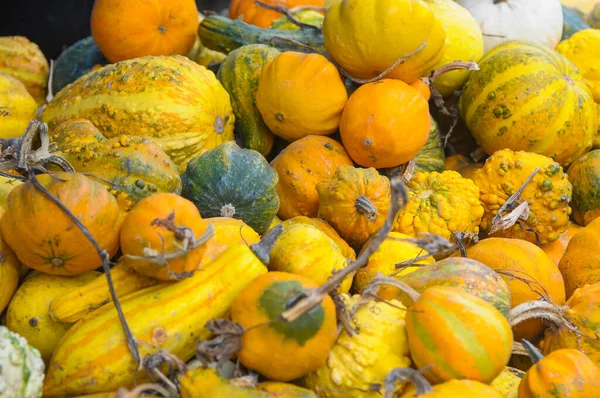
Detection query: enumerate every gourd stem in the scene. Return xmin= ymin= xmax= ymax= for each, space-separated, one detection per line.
xmin=255 ymin=0 xmax=322 ymax=31
xmin=521 ymin=339 xmax=545 ymax=364
xmin=428 ymin=61 xmax=480 ymax=84
xmin=509 ymin=300 xmax=565 ymax=328
xmin=367 ymin=276 xmax=421 ymax=305
xmin=355 ymin=195 xmax=379 ymax=222
xmin=383 ymin=368 xmax=433 ymax=398
xmin=250 ymin=224 xmax=284 ymax=265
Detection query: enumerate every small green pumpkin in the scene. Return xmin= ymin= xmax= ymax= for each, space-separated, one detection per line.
xmin=413 ymin=117 xmax=445 ymax=174
xmin=562 ymin=5 xmax=591 ymax=40
xmin=181 ymin=141 xmax=279 ymax=234
xmin=0 ymin=326 xmax=45 ymax=398
xmin=217 ymin=44 xmax=280 ymax=157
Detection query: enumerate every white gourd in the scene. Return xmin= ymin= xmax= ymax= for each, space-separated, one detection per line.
xmin=0 ymin=326 xmax=45 ymax=398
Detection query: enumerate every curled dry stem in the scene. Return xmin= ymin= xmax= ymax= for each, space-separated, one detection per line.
xmin=196 ymin=319 xmax=245 ymax=368
xmin=143 ymin=350 xmax=188 ymax=395
xmin=509 ymin=300 xmax=570 ymax=331
xmin=330 ymin=289 xmax=357 ymax=337
xmin=255 ymin=0 xmax=322 ymax=31
xmin=383 ymin=367 xmax=434 ymax=398
xmin=114 ymin=383 xmax=171 ymax=398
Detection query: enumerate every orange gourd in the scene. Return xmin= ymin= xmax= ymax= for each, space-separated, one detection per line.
xmin=229 ymin=0 xmax=325 ymax=28
xmin=339 ymin=79 xmax=430 ymax=169
xmin=91 ymin=0 xmax=199 ymax=63
xmin=202 ymin=217 xmax=260 ymax=266
xmin=541 ymin=222 xmax=581 ymax=267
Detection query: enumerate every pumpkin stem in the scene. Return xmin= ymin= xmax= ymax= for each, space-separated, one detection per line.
xmin=220 ymin=203 xmax=236 ymax=218
xmin=427 ymin=61 xmax=480 ymax=84
xmin=521 ymin=339 xmax=545 ymax=364
xmin=383 ymin=367 xmax=434 ymax=398
xmin=250 ymin=224 xmax=284 ymax=265
xmin=509 ymin=300 xmax=567 ymax=329
xmin=355 ymin=195 xmax=379 ymax=222
xmin=255 ymin=0 xmax=322 ymax=31
xmin=362 ymin=275 xmax=421 ymax=305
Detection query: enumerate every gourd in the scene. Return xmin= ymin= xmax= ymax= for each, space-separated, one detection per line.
xmin=339 ymin=79 xmax=430 ymax=169
xmin=180 ymin=367 xmax=269 ymax=398
xmin=181 ymin=141 xmax=279 ymax=234
xmin=0 ymin=72 xmax=38 ymax=139
xmin=0 ymin=207 xmax=20 ymax=313
xmin=558 ymin=216 xmax=600 ymax=298
xmin=5 ymin=271 xmax=99 ymax=362
xmin=393 ymin=171 xmax=484 ymax=242
xmin=562 ymin=5 xmax=591 ymax=39
xmin=270 ymin=10 xmax=324 ymax=30
xmin=256 ymin=51 xmax=348 ymax=141
xmin=43 ymin=234 xmax=276 ymax=396
xmin=202 ymin=217 xmax=261 ymax=263
xmin=424 ymin=0 xmax=484 ymax=96
xmin=256 ymin=382 xmax=316 ymax=397
xmin=455 ymin=0 xmax=564 ymax=52
xmin=229 ymin=0 xmax=325 ymax=28
xmin=231 ymin=271 xmax=337 ymax=381
xmin=472 ymin=149 xmax=573 ymax=245
xmin=352 ymin=231 xmax=435 ymax=296
xmin=317 ymin=165 xmax=391 ymax=249
xmin=322 ymin=0 xmax=446 ymax=83
xmin=541 ymin=222 xmax=581 ymax=266
xmin=412 ymin=117 xmax=445 ymax=174
xmin=303 ymin=295 xmax=412 ymax=397
xmin=217 ymin=44 xmax=280 ymax=156
xmin=0 ymin=175 xmax=23 ymax=208
xmin=0 ymin=173 xmax=123 ymax=275
xmin=566 ymin=149 xmax=600 ymax=226
xmin=489 ymin=367 xmax=524 ymax=398
xmin=198 ymin=15 xmax=326 ymax=54
xmin=589 ymin=3 xmax=600 ymax=27
xmin=0 ymin=36 xmax=49 ymax=104
xmin=268 ymin=223 xmax=351 ymax=292
xmin=0 ymin=326 xmax=45 ymax=398
xmin=91 ymin=0 xmax=199 ymax=63
xmin=556 ymin=28 xmax=600 ymax=103
xmin=51 ymin=36 xmax=108 ymax=95
xmin=406 ymin=286 xmax=513 ymax=383
xmin=465 ymin=237 xmax=566 ymax=341
xmin=51 ymin=119 xmax=182 ymax=211
xmin=41 ymin=55 xmax=235 ymax=172
xmin=399 ymin=378 xmax=504 ymax=397
xmin=194 ymin=45 xmax=227 ymax=70
xmin=459 ymin=41 xmax=598 ymax=167
xmin=270 ymin=135 xmax=353 ymax=219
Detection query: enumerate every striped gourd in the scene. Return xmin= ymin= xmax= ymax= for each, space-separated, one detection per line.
xmin=406 ymin=286 xmax=513 ymax=384
xmin=43 ymin=243 xmax=269 ymax=397
xmin=0 ymin=36 xmax=49 ymax=105
xmin=41 ymin=55 xmax=235 ymax=172
xmin=459 ymin=41 xmax=598 ymax=167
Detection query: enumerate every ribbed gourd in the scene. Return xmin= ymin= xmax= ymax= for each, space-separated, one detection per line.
xmin=0 ymin=326 xmax=45 ymax=398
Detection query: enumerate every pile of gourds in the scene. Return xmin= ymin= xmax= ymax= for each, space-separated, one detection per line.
xmin=2 ymin=0 xmax=600 ymax=397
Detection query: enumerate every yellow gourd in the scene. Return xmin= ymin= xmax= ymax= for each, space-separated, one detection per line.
xmin=0 ymin=72 xmax=37 ymax=139
xmin=556 ymin=28 xmax=600 ymax=102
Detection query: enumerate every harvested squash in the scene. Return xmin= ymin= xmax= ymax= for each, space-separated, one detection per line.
xmin=256 ymin=51 xmax=348 ymax=142
xmin=412 ymin=117 xmax=445 ymax=174
xmin=202 ymin=217 xmax=260 ymax=261
xmin=41 ymin=55 xmax=235 ymax=171
xmin=556 ymin=28 xmax=600 ymax=102
xmin=231 ymin=271 xmax=337 ymax=381
xmin=489 ymin=367 xmax=524 ymax=398
xmin=0 ymin=326 xmax=45 ymax=398
xmin=0 ymin=72 xmax=37 ymax=139
xmin=566 ymin=149 xmax=600 ymax=226
xmin=399 ymin=377 xmax=504 ymax=397
xmin=229 ymin=0 xmax=325 ymax=28
xmin=271 ymin=135 xmax=353 ymax=220
xmin=256 ymin=382 xmax=316 ymax=397
xmin=270 ymin=10 xmax=324 ymax=30
xmin=0 ymin=207 xmax=20 ymax=313
xmin=0 ymin=173 xmax=123 ymax=275
xmin=0 ymin=175 xmax=23 ymax=209
xmin=541 ymin=222 xmax=581 ymax=266
xmin=180 ymin=367 xmax=269 ymax=398
xmin=317 ymin=165 xmax=391 ymax=249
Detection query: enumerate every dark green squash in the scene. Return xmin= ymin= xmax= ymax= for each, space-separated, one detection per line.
xmin=413 ymin=116 xmax=445 ymax=173
xmin=51 ymin=36 xmax=108 ymax=95
xmin=566 ymin=149 xmax=600 ymax=226
xmin=217 ymin=44 xmax=280 ymax=157
xmin=562 ymin=5 xmax=591 ymax=40
xmin=198 ymin=15 xmax=325 ymax=55
xmin=181 ymin=141 xmax=279 ymax=234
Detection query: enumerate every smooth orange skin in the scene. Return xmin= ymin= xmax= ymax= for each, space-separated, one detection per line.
xmin=91 ymin=0 xmax=199 ymax=63
xmin=410 ymin=78 xmax=432 ymax=101
xmin=120 ymin=193 xmax=209 ymax=281
xmin=465 ymin=238 xmax=566 ymax=342
xmin=201 ymin=217 xmax=260 ymax=266
xmin=400 ymin=379 xmax=504 ymax=397
xmin=0 ymin=173 xmax=122 ymax=275
xmin=231 ymin=272 xmax=337 ymax=381
xmin=340 ymin=79 xmax=430 ymax=169
xmin=542 ymin=222 xmax=582 ymax=267
xmin=271 ymin=135 xmax=353 ymax=220
xmin=229 ymin=0 xmax=324 ymax=28
xmin=519 ymin=349 xmax=600 ymax=398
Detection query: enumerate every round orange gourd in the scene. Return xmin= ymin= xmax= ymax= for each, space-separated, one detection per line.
xmin=541 ymin=222 xmax=581 ymax=267
xmin=410 ymin=79 xmax=431 ymax=101
xmin=340 ymin=79 xmax=430 ymax=169
xmin=256 ymin=52 xmax=348 ymax=142
xmin=201 ymin=217 xmax=260 ymax=266
xmin=90 ymin=0 xmax=199 ymax=63
xmin=400 ymin=378 xmax=504 ymax=397
xmin=120 ymin=193 xmax=210 ymax=281
xmin=0 ymin=207 xmax=20 ymax=313
xmin=464 ymin=238 xmax=566 ymax=342
xmin=270 ymin=136 xmax=353 ymax=220
xmin=0 ymin=173 xmax=123 ymax=275
xmin=229 ymin=0 xmax=325 ymax=28
xmin=231 ymin=272 xmax=337 ymax=381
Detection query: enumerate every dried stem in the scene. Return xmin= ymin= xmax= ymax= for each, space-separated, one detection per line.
xmin=289 ymin=5 xmax=328 ymax=13
xmin=279 ymin=176 xmax=408 ymax=323
xmin=114 ymin=383 xmax=171 ymax=398
xmin=509 ymin=300 xmax=566 ymax=329
xmin=363 ymin=275 xmax=421 ymax=305
xmin=330 ymin=290 xmax=357 ymax=337
xmin=521 ymin=339 xmax=545 ymax=364
xmin=383 ymin=367 xmax=434 ymax=398
xmin=255 ymin=0 xmax=321 ymax=31
xmin=46 ymin=59 xmax=55 ymax=103
xmin=269 ymin=36 xmax=321 ymax=54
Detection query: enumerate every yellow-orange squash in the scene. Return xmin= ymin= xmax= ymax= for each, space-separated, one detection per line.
xmin=271 ymin=135 xmax=353 ymax=220
xmin=119 ymin=193 xmax=210 ymax=281
xmin=0 ymin=173 xmax=122 ymax=275
xmin=41 ymin=55 xmax=234 ymax=171
xmin=394 ymin=171 xmax=484 ymax=242
xmin=256 ymin=382 xmax=316 ymax=397
xmin=322 ymin=0 xmax=446 ymax=84
xmin=556 ymin=28 xmax=600 ymax=102
xmin=90 ymin=0 xmax=199 ymax=63
xmin=489 ymin=367 xmax=524 ymax=398
xmin=231 ymin=271 xmax=337 ymax=381
xmin=202 ymin=217 xmax=260 ymax=263
xmin=0 ymin=36 xmax=49 ymax=104
xmin=229 ymin=0 xmax=325 ymax=28
xmin=256 ymin=51 xmax=348 ymax=142
xmin=180 ymin=367 xmax=269 ymax=398
xmin=465 ymin=237 xmax=566 ymax=342
xmin=339 ymin=79 xmax=430 ymax=169
xmin=0 ymin=72 xmax=37 ymax=139
xmin=317 ymin=165 xmax=391 ymax=249
xmin=473 ymin=149 xmax=573 ymax=245
xmin=542 ymin=221 xmax=581 ymax=267
xmin=399 ymin=378 xmax=504 ymax=397
xmin=0 ymin=207 xmax=20 ymax=313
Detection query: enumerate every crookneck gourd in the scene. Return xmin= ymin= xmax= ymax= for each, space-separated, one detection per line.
xmin=50 ymin=119 xmax=182 ymax=211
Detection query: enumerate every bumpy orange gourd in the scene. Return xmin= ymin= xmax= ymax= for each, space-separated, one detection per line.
xmin=0 ymin=173 xmax=122 ymax=275
xmin=120 ymin=193 xmax=210 ymax=281
xmin=465 ymin=238 xmax=566 ymax=342
xmin=229 ymin=0 xmax=325 ymax=28
xmin=231 ymin=272 xmax=337 ymax=381
xmin=256 ymin=52 xmax=348 ymax=142
xmin=271 ymin=135 xmax=353 ymax=220
xmin=473 ymin=149 xmax=572 ymax=245
xmin=339 ymin=79 xmax=430 ymax=169
xmin=317 ymin=165 xmax=391 ymax=249
xmin=542 ymin=222 xmax=581 ymax=266
xmin=394 ymin=171 xmax=484 ymax=242
xmin=90 ymin=0 xmax=199 ymax=63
